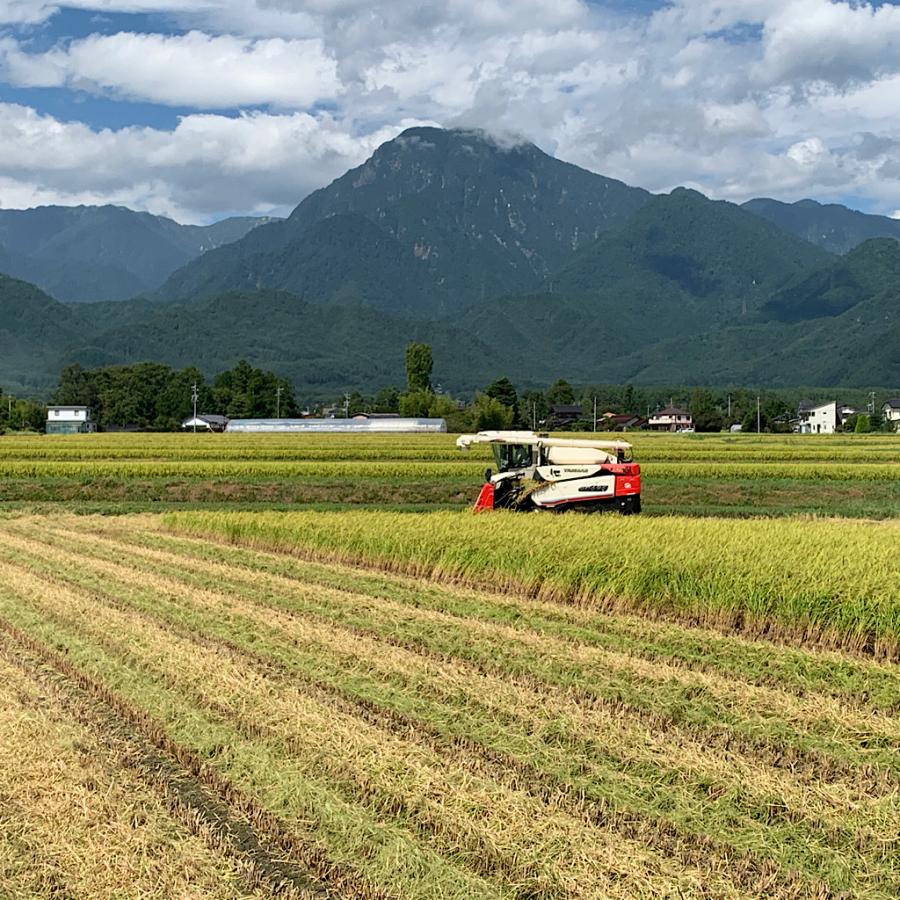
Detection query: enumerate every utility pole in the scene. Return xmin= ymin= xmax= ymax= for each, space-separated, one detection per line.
xmin=868 ymin=391 xmax=876 ymax=415
xmin=757 ymin=395 xmax=761 ymax=434
xmin=276 ymin=385 xmax=283 ymax=418
xmin=532 ymin=402 xmax=536 ymax=431
xmin=344 ymin=393 xmax=350 ymax=418
xmin=191 ymin=383 xmax=198 ymax=433
xmin=592 ymin=396 xmax=597 ymax=432
xmin=727 ymin=393 xmax=732 ymax=419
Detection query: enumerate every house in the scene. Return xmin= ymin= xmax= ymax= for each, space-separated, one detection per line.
xmin=46 ymin=405 xmax=96 ymax=434
xmin=351 ymin=412 xmax=400 ymax=420
xmin=601 ymin=412 xmax=647 ymax=430
xmin=883 ymin=398 xmax=900 ymax=432
xmin=548 ymin=405 xmax=584 ymax=429
xmin=181 ymin=414 xmax=229 ymax=432
xmin=647 ymin=406 xmax=693 ymax=432
xmin=798 ymin=401 xmax=856 ymax=434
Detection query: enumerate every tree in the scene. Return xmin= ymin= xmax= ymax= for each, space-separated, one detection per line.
xmin=470 ymin=394 xmax=514 ymax=431
xmin=399 ymin=390 xmax=457 ymax=419
xmin=373 ymin=386 xmax=400 ymax=413
xmin=545 ymin=379 xmax=575 ymax=407
xmin=855 ymin=414 xmax=871 ymax=433
xmin=213 ymin=360 xmax=297 ymax=418
xmin=521 ymin=390 xmax=548 ymax=428
xmin=484 ymin=377 xmax=519 ymax=424
xmin=689 ymin=388 xmax=723 ymax=433
xmin=405 ymin=343 xmax=433 ymax=393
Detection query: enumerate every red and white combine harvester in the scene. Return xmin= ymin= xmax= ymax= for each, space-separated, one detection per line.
xmin=456 ymin=431 xmax=641 ymax=514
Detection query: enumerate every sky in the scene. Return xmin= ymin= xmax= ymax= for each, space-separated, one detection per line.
xmin=2 ymin=0 xmax=900 ymax=223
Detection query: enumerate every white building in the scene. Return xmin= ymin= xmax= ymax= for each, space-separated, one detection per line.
xmin=46 ymin=406 xmax=96 ymax=434
xmin=798 ymin=401 xmax=858 ymax=434
xmin=181 ymin=414 xmax=229 ymax=432
xmin=799 ymin=401 xmax=836 ymax=433
xmin=647 ymin=406 xmax=693 ymax=432
xmin=883 ymin=398 xmax=900 ymax=432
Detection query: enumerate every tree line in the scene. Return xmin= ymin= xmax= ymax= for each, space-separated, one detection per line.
xmin=51 ymin=360 xmax=298 ymax=431
xmin=0 ymin=342 xmax=893 ymax=434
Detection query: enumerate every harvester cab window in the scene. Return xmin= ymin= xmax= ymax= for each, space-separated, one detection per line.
xmin=492 ymin=443 xmax=533 ymax=472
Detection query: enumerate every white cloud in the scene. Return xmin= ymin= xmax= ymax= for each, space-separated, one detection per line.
xmin=0 ymin=31 xmax=341 ymax=108
xmin=3 ymin=1 xmax=900 ymax=219
xmin=0 ymin=102 xmax=420 ymax=221
xmin=755 ymin=0 xmax=900 ymax=89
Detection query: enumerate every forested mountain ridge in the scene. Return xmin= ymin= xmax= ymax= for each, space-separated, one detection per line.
xmin=743 ymin=197 xmax=900 ymax=255
xmin=2 ymin=127 xmax=899 ymax=394
xmin=159 ymin=126 xmax=652 ymax=314
xmin=0 ymin=205 xmax=276 ymax=302
xmin=761 ymin=238 xmax=900 ymax=322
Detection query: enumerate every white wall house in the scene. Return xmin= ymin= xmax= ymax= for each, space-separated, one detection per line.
xmin=647 ymin=406 xmax=693 ymax=432
xmin=800 ymin=401 xmax=839 ymax=434
xmin=883 ymin=398 xmax=900 ymax=432
xmin=46 ymin=406 xmax=96 ymax=434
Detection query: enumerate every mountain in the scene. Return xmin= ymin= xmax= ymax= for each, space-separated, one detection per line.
xmin=2 ymin=127 xmax=898 ymax=394
xmin=65 ymin=289 xmax=499 ymax=392
xmin=743 ymin=198 xmax=900 ymax=255
xmin=160 ymin=126 xmax=652 ymax=315
xmin=551 ymin=188 xmax=829 ymax=333
xmin=0 ymin=274 xmax=82 ymax=391
xmin=761 ymin=238 xmax=900 ymax=322
xmin=0 ymin=206 xmax=277 ymax=302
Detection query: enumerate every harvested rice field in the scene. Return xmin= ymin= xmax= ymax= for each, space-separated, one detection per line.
xmin=0 ymin=512 xmax=897 ymax=899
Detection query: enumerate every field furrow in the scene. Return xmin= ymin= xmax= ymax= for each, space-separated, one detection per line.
xmin=5 ymin=522 xmax=896 ymax=781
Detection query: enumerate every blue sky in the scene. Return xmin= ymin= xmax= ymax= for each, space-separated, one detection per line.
xmin=1 ymin=1 xmax=900 ymax=222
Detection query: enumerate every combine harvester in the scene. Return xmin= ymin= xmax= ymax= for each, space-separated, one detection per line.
xmin=457 ymin=431 xmax=641 ymax=514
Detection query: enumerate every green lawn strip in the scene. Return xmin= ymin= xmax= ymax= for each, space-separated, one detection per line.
xmin=0 ymin=591 xmax=507 ymax=900
xmin=1 ymin=539 xmax=892 ymax=895
xmin=33 ymin=524 xmax=898 ymax=773
xmin=164 ymin=510 xmax=900 ymax=658
xmin=91 ymin=523 xmax=900 ymax=713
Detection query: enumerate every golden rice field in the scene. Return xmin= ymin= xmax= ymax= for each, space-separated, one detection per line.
xmin=0 ymin=430 xmax=898 ymax=516
xmin=1 ymin=430 xmax=899 ymax=462
xmin=0 ymin=513 xmax=897 ymax=899
xmin=0 ymin=430 xmax=898 ymax=897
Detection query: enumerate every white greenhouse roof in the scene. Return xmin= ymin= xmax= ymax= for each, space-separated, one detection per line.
xmin=225 ymin=417 xmax=447 ymax=433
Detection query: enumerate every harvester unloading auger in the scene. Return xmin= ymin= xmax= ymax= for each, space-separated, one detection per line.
xmin=456 ymin=431 xmax=641 ymax=514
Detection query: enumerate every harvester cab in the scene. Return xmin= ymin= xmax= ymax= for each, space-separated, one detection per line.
xmin=456 ymin=430 xmax=641 ymax=514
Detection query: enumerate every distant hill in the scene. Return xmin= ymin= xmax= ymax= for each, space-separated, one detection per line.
xmin=160 ymin=126 xmax=652 ymax=315
xmin=0 ymin=206 xmax=277 ymax=302
xmin=0 ymin=274 xmax=81 ymax=392
xmin=761 ymin=238 xmax=900 ymax=322
xmin=743 ymin=198 xmax=900 ymax=255
xmin=552 ymin=188 xmax=829 ymax=334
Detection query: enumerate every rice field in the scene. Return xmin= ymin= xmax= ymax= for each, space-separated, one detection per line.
xmin=2 ymin=430 xmax=899 ymax=462
xmin=0 ymin=431 xmax=898 ymax=516
xmin=0 ymin=513 xmax=897 ymax=899
xmin=167 ymin=508 xmax=900 ymax=658
xmin=0 ymin=430 xmax=898 ymax=897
